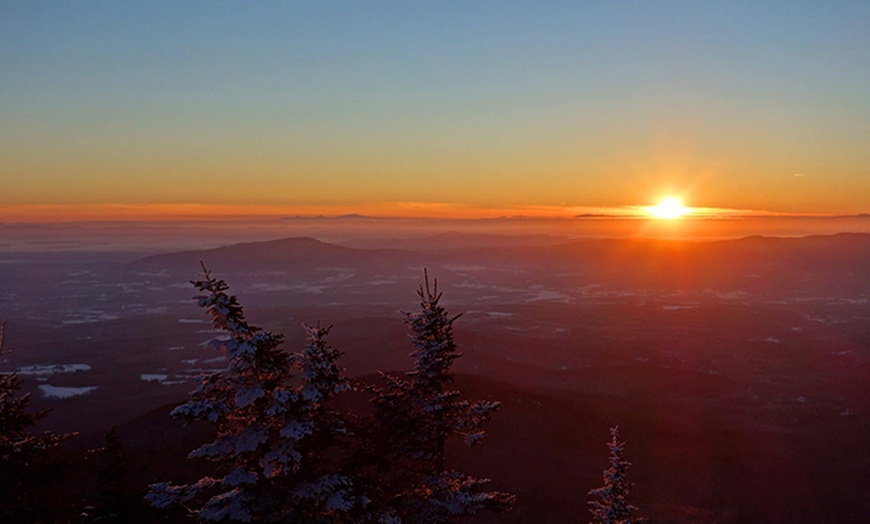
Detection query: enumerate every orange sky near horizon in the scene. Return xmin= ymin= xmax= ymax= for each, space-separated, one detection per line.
xmin=0 ymin=201 xmax=831 ymax=224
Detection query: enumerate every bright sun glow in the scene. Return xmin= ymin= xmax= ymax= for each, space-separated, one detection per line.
xmin=649 ymin=197 xmax=688 ymax=219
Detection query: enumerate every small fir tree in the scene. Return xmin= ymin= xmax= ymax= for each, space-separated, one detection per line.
xmin=0 ymin=319 xmax=75 ymax=520
xmin=588 ymin=426 xmax=644 ymax=524
xmin=368 ymin=271 xmax=514 ymax=523
xmin=147 ymin=268 xmax=366 ymax=522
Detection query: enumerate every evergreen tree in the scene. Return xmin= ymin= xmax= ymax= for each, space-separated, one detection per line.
xmin=0 ymin=319 xmax=75 ymax=521
xmin=368 ymin=271 xmax=514 ymax=523
xmin=147 ymin=268 xmax=367 ymax=522
xmin=85 ymin=426 xmax=158 ymax=523
xmin=588 ymin=426 xmax=644 ymax=524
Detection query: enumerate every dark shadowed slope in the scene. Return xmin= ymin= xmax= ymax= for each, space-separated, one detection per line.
xmin=108 ymin=371 xmax=870 ymax=524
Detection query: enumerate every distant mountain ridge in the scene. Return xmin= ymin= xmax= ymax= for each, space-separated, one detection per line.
xmin=133 ymin=237 xmax=415 ymax=272
xmin=282 ymin=214 xmax=379 ymax=220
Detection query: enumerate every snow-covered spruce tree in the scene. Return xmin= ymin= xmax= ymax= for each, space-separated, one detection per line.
xmin=0 ymin=319 xmax=75 ymax=519
xmin=368 ymin=271 xmax=514 ymax=523
xmin=147 ymin=269 xmax=367 ymax=522
xmin=587 ymin=426 xmax=644 ymax=524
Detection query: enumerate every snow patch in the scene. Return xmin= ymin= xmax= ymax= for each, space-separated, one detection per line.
xmin=716 ymin=290 xmax=749 ymax=300
xmin=442 ymin=265 xmax=491 ymax=272
xmin=250 ymin=283 xmax=293 ymax=292
xmin=181 ymin=368 xmax=226 ymax=375
xmin=199 ymin=336 xmax=231 ymax=348
xmin=63 ymin=312 xmax=120 ymax=324
xmin=134 ymin=269 xmax=170 ymax=278
xmin=16 ymin=363 xmax=91 ymax=377
xmin=39 ymin=385 xmax=98 ymax=399
xmin=526 ymin=289 xmax=571 ymax=302
xmin=367 ymin=280 xmax=398 ymax=286
xmin=141 ymin=374 xmax=169 ymax=382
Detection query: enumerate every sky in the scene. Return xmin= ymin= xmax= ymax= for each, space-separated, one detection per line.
xmin=2 ymin=1 xmax=869 ymax=221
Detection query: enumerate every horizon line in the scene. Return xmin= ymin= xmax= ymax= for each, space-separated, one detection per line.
xmin=0 ymin=202 xmax=868 ymax=224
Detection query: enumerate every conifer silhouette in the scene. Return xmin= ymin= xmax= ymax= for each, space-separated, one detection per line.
xmin=588 ymin=426 xmax=644 ymax=524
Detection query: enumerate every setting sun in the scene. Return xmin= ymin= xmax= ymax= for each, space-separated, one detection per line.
xmin=649 ymin=197 xmax=689 ymax=219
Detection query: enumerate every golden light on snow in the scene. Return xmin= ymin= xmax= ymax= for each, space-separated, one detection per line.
xmin=649 ymin=197 xmax=689 ymax=219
